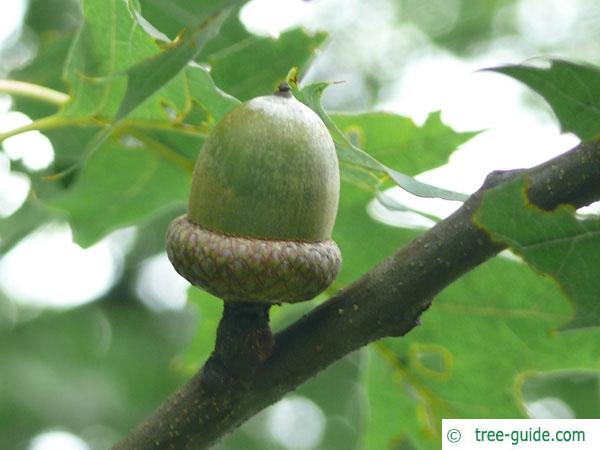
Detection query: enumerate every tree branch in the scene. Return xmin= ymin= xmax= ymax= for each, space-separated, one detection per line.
xmin=113 ymin=140 xmax=600 ymax=450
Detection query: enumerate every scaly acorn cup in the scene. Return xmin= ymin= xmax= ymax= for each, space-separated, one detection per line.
xmin=166 ymin=83 xmax=341 ymax=304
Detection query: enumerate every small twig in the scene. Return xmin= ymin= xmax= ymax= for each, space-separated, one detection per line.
xmin=0 ymin=113 xmax=208 ymax=145
xmin=0 ymin=79 xmax=70 ymax=105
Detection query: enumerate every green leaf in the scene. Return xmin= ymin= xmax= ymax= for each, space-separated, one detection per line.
xmin=332 ymin=111 xmax=479 ymax=177
xmin=333 ymin=182 xmax=420 ymax=286
xmin=386 ymin=167 xmax=468 ymax=202
xmin=113 ymin=6 xmax=234 ymax=125
xmin=24 ymin=0 xmax=83 ymax=33
xmin=57 ymin=0 xmax=236 ymax=170
xmin=12 ymin=0 xmax=239 ymax=247
xmin=330 ymin=176 xmax=598 ymax=450
xmin=293 ymin=82 xmax=471 ymax=201
xmin=489 ymin=60 xmax=600 ymax=141
xmin=185 ymin=63 xmax=240 ymax=122
xmin=364 ymin=257 xmax=600 ymax=450
xmin=61 ymin=0 xmax=159 ymax=119
xmin=475 ymin=177 xmax=600 ymax=330
xmin=51 ymin=137 xmax=191 ymax=247
xmin=207 ymin=26 xmax=328 ymax=101
xmin=376 ymin=191 xmax=441 ymax=223
xmin=56 ymin=0 xmax=236 ymax=130
xmin=138 ymin=0 xmax=243 ymax=39
xmin=141 ymin=3 xmax=328 ymax=101
xmin=37 ymin=117 xmax=206 ymax=249
xmin=6 ymin=1 xmax=325 ymax=249
xmin=293 ymin=82 xmax=384 ymax=173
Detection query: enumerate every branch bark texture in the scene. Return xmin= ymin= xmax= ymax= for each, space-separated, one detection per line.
xmin=113 ymin=141 xmax=600 ymax=450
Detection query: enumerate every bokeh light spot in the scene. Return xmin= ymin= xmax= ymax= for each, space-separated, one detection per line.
xmin=266 ymin=396 xmax=326 ymax=450
xmin=0 ymin=223 xmax=118 ymax=308
xmin=135 ymin=252 xmax=189 ymax=311
xmin=28 ymin=430 xmax=89 ymax=450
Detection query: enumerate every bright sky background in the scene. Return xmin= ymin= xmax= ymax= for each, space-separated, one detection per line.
xmin=1 ymin=1 xmax=596 ymax=447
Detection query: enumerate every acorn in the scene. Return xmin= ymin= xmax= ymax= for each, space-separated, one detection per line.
xmin=166 ymin=83 xmax=341 ymax=305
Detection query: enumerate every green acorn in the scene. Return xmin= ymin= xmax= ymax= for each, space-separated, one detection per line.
xmin=166 ymin=83 xmax=341 ymax=303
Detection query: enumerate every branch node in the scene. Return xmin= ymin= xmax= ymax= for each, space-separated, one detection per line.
xmin=386 ymin=298 xmax=433 ymax=337
xmin=482 ymin=169 xmax=526 ymax=189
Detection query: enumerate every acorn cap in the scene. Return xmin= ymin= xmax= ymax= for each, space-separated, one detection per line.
xmin=166 ymin=86 xmax=341 ymax=303
xmin=166 ymin=215 xmax=340 ymax=302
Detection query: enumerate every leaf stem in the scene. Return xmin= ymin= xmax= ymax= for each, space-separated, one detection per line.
xmin=0 ymin=79 xmax=70 ymax=105
xmin=0 ymin=116 xmax=66 ymax=142
xmin=0 ymin=114 xmax=207 ymax=144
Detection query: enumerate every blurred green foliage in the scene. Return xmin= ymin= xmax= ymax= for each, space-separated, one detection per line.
xmin=521 ymin=370 xmax=600 ymax=419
